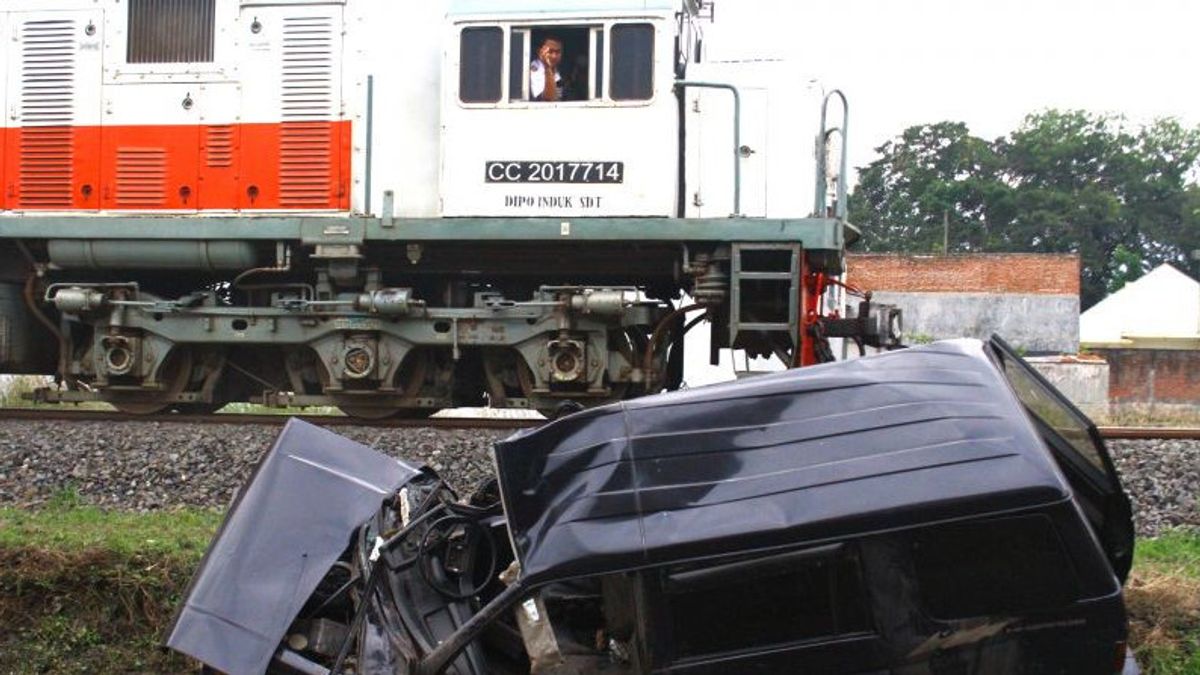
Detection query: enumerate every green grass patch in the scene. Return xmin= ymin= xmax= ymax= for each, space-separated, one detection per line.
xmin=1127 ymin=532 xmax=1200 ymax=674
xmin=0 ymin=500 xmax=221 ymax=674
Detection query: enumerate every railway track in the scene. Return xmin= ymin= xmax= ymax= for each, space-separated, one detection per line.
xmin=0 ymin=407 xmax=541 ymax=430
xmin=0 ymin=407 xmax=1197 ymax=439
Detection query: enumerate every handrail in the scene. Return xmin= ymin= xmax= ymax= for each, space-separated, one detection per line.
xmin=675 ymin=80 xmax=742 ymax=216
xmin=813 ymin=89 xmax=849 ymax=219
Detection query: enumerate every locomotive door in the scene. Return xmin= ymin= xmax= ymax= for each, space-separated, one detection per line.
xmin=237 ymin=3 xmax=347 ymax=211
xmin=4 ymin=9 xmax=103 ymax=211
xmin=685 ymin=85 xmax=768 ymax=218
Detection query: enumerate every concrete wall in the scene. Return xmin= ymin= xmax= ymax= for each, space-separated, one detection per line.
xmin=869 ymin=291 xmax=1079 ymax=354
xmin=1027 ymin=357 xmax=1110 ymax=418
xmin=846 ymin=253 xmax=1081 ymax=354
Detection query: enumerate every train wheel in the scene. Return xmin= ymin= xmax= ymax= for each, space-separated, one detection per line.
xmin=334 ymin=349 xmax=438 ymax=420
xmin=107 ymin=348 xmax=193 ymax=415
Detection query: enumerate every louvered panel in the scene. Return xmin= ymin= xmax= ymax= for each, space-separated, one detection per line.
xmin=206 ymin=125 xmax=234 ymax=168
xmin=18 ymin=19 xmax=77 ymax=208
xmin=279 ymin=122 xmax=334 ymax=206
xmin=279 ymin=14 xmax=337 ymax=207
xmin=127 ymin=0 xmax=215 ymax=64
xmin=115 ymin=147 xmax=168 ymax=207
xmin=281 ymin=15 xmax=335 ymax=120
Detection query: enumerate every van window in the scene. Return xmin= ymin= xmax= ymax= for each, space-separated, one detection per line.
xmin=460 ymin=27 xmax=503 ymax=103
xmin=913 ymin=515 xmax=1079 ymax=619
xmin=127 ymin=0 xmax=216 ymax=63
xmin=610 ymin=23 xmax=654 ymax=100
xmin=998 ymin=349 xmax=1106 ymax=473
xmin=663 ymin=544 xmax=872 ymax=658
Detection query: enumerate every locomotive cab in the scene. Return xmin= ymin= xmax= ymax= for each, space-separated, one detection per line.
xmin=440 ymin=2 xmax=679 ymax=217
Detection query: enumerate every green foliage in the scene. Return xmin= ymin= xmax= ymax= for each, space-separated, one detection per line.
xmin=850 ymin=110 xmax=1200 ymax=308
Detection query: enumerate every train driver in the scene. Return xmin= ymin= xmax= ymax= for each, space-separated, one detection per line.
xmin=530 ymin=36 xmax=564 ymax=101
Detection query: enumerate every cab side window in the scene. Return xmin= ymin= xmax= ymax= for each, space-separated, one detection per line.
xmin=610 ymin=23 xmax=654 ymax=100
xmin=460 ymin=27 xmax=503 ymax=103
xmin=459 ymin=22 xmax=654 ymax=104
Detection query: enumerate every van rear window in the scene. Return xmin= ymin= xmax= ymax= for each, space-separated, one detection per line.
xmin=913 ymin=515 xmax=1079 ymax=619
xmin=664 ymin=544 xmax=872 ymax=657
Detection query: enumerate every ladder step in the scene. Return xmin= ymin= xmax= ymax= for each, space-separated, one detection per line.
xmin=740 ymin=322 xmax=792 ymax=331
xmin=736 ymin=271 xmax=795 ymax=280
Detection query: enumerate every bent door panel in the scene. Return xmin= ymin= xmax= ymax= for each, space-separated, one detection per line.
xmin=989 ymin=335 xmax=1134 ymax=582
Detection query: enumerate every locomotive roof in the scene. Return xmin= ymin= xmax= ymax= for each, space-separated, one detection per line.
xmin=447 ymin=0 xmax=678 ymax=18
xmin=494 ymin=339 xmax=1075 ymax=584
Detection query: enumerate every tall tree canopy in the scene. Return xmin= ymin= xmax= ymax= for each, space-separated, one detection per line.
xmin=849 ymin=110 xmax=1200 ymax=308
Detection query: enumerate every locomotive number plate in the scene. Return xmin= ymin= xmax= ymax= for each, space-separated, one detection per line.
xmin=485 ymin=161 xmax=624 ymax=184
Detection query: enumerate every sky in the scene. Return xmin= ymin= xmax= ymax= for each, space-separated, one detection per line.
xmin=686 ymin=0 xmax=1200 ymax=384
xmin=703 ymin=0 xmax=1200 ymax=175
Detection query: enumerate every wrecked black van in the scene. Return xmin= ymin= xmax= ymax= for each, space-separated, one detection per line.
xmin=166 ymin=338 xmax=1136 ymax=674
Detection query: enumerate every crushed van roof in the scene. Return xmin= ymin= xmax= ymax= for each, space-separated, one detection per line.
xmin=494 ymin=339 xmax=1072 ymax=583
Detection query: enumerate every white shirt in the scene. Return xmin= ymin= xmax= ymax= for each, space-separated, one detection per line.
xmin=529 ymin=59 xmax=562 ymax=101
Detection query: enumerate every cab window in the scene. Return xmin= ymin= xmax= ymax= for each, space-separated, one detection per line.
xmin=460 ymin=27 xmax=503 ymax=103
xmin=458 ymin=22 xmax=654 ymax=104
xmin=611 ymin=23 xmax=654 ymax=100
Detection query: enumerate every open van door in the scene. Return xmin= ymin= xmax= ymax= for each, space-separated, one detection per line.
xmin=989 ymin=335 xmax=1135 ymax=582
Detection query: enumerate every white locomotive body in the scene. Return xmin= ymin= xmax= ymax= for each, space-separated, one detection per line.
xmin=0 ymin=0 xmax=885 ymax=417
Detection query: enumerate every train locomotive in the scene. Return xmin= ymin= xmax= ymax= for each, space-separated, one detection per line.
xmin=0 ymin=0 xmax=899 ymax=418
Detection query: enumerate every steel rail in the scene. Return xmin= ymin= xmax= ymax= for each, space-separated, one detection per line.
xmin=0 ymin=408 xmax=1197 ymax=439
xmin=1097 ymin=426 xmax=1200 ymax=441
xmin=0 ymin=407 xmax=542 ymax=430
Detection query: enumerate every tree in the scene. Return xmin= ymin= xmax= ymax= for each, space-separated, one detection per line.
xmin=850 ymin=110 xmax=1200 ymax=308
xmin=849 ymin=122 xmax=1010 ymax=254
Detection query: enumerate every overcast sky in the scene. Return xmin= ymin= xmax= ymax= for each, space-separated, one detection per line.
xmin=704 ymin=0 xmax=1200 ymax=174
xmin=686 ymin=1 xmax=1200 ymax=383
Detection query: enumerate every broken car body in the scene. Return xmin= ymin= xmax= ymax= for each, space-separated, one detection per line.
xmin=167 ymin=338 xmax=1135 ymax=674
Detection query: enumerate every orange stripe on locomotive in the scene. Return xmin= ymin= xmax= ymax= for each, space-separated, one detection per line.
xmin=1 ymin=121 xmax=351 ymax=211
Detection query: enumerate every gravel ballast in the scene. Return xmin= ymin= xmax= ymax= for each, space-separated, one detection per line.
xmin=0 ymin=420 xmax=1195 ymax=537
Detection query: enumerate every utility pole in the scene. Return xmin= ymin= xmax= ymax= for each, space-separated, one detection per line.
xmin=942 ymin=211 xmax=949 ymax=256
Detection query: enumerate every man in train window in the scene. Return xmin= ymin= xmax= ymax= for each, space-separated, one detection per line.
xmin=530 ymin=36 xmax=564 ymax=101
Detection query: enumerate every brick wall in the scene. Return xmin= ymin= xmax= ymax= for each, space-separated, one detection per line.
xmin=1097 ymin=348 xmax=1200 ymax=404
xmin=845 ymin=253 xmax=1080 ymax=295
xmin=842 ymin=253 xmax=1082 ymax=354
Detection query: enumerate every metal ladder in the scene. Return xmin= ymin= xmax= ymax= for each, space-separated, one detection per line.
xmin=728 ymin=243 xmax=803 ymax=369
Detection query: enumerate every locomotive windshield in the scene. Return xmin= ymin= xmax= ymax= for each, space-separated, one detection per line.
xmin=459 ymin=22 xmax=654 ymax=104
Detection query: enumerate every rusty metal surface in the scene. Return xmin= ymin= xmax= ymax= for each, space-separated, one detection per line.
xmin=1097 ymin=426 xmax=1200 ymax=440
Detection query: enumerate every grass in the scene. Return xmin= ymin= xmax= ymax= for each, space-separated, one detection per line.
xmin=1126 ymin=531 xmax=1200 ymax=674
xmin=0 ymin=375 xmax=52 ymax=407
xmin=1099 ymin=406 xmax=1200 ymax=429
xmin=0 ymin=498 xmax=1196 ymax=673
xmin=0 ymin=494 xmax=221 ymax=674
